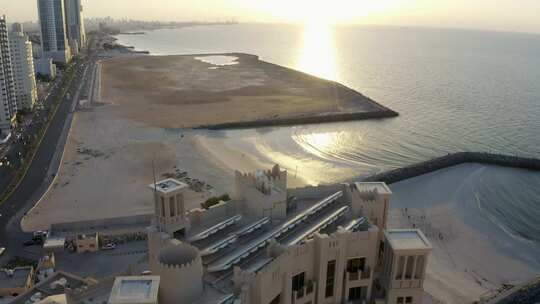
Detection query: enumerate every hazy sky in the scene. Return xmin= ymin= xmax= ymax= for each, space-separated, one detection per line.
xmin=4 ymin=0 xmax=540 ymax=34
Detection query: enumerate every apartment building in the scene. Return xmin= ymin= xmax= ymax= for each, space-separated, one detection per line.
xmin=9 ymin=23 xmax=37 ymax=111
xmin=0 ymin=15 xmax=17 ymax=132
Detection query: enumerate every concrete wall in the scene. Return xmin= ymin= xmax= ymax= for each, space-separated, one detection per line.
xmin=187 ymin=199 xmax=237 ymax=226
xmin=234 ymin=169 xmax=288 ymax=219
xmin=50 ymin=214 xmax=152 ymax=236
xmin=288 ymin=184 xmax=344 ymax=201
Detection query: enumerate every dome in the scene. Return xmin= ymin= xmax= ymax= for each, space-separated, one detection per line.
xmin=158 ymin=244 xmax=199 ymax=266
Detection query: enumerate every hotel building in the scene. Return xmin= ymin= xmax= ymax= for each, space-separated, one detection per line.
xmin=12 ymin=165 xmax=432 ymax=304
xmin=144 ymin=164 xmax=432 ymax=304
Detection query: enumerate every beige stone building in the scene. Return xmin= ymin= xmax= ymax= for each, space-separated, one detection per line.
xmin=142 ymin=164 xmax=431 ymax=304
xmin=379 ymin=230 xmax=431 ymax=304
xmin=75 ymin=233 xmax=99 ymax=253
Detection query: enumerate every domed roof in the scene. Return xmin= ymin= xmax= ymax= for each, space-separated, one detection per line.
xmin=158 ymin=244 xmax=199 ymax=266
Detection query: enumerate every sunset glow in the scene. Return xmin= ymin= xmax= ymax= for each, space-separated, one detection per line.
xmin=247 ymin=0 xmax=403 ymax=25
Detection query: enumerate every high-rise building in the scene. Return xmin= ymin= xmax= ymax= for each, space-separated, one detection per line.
xmin=65 ymin=0 xmax=86 ymax=51
xmin=9 ymin=23 xmax=38 ymax=111
xmin=37 ymin=0 xmax=72 ymax=63
xmin=0 ymin=16 xmax=17 ymax=132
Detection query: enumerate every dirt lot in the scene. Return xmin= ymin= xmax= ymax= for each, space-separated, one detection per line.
xmin=100 ymin=53 xmax=386 ymax=128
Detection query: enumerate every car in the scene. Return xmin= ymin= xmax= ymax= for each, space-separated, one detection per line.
xmin=101 ymin=243 xmax=116 ymax=250
xmin=33 ymin=230 xmax=48 ymax=239
xmin=33 ymin=230 xmax=48 ymax=236
xmin=23 ymin=239 xmax=42 ymax=247
xmin=23 ymin=240 xmax=36 ymax=246
xmin=0 ymin=247 xmax=5 ymax=256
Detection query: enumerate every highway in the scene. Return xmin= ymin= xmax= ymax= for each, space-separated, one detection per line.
xmin=0 ymin=38 xmax=101 ymax=264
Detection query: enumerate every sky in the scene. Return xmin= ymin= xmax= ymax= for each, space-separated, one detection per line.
xmin=4 ymin=0 xmax=540 ymax=34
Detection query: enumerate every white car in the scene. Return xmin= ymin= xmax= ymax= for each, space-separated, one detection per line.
xmin=0 ymin=247 xmax=5 ymax=256
xmin=102 ymin=243 xmax=116 ymax=250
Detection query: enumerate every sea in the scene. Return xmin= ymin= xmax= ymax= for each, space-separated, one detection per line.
xmin=115 ymin=24 xmax=540 ymax=261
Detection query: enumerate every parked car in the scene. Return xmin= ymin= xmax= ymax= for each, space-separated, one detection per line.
xmin=23 ymin=239 xmax=42 ymax=247
xmin=101 ymin=243 xmax=116 ymax=250
xmin=33 ymin=230 xmax=48 ymax=239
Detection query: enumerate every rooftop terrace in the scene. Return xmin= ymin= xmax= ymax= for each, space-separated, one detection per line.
xmin=109 ymin=276 xmax=160 ymax=304
xmin=354 ymin=182 xmax=392 ymax=195
xmin=386 ymin=229 xmax=432 ymax=251
xmin=0 ymin=267 xmax=32 ymax=290
xmin=148 ymin=178 xmax=188 ymax=195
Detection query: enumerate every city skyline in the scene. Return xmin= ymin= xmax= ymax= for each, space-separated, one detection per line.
xmin=2 ymin=0 xmax=540 ymax=34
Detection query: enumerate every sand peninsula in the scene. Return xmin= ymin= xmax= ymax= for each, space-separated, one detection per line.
xmin=100 ymin=53 xmax=397 ymax=129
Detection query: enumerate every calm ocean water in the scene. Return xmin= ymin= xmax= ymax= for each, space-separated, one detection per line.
xmin=116 ymin=24 xmax=540 ymax=253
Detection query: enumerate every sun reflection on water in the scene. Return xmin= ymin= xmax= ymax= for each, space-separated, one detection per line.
xmin=297 ymin=23 xmax=338 ymax=81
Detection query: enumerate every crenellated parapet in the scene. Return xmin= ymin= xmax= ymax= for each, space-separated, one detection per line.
xmin=156 ymin=243 xmax=204 ymax=304
xmin=234 ymin=164 xmax=287 ymax=197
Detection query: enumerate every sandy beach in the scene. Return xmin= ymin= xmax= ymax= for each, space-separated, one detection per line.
xmin=21 ymin=104 xmax=310 ymax=232
xmin=388 ymin=164 xmax=540 ymax=303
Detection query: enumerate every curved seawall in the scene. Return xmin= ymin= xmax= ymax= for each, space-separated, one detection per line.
xmin=199 ymin=109 xmax=399 ymax=130
xmin=360 ymin=152 xmax=540 ymax=184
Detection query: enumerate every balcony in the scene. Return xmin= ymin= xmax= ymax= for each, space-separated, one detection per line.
xmin=292 ymin=280 xmax=316 ymax=304
xmin=347 ymin=266 xmax=372 ymax=282
xmin=391 ymin=278 xmax=422 ymax=289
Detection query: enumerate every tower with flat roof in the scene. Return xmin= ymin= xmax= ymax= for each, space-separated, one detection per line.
xmin=9 ymin=23 xmax=37 ymax=111
xmin=149 ymin=178 xmax=190 ymax=237
xmin=37 ymin=0 xmax=72 ymax=63
xmin=0 ymin=15 xmax=17 ymax=133
xmin=380 ymin=229 xmax=432 ymax=304
xmin=65 ymin=0 xmax=86 ymax=51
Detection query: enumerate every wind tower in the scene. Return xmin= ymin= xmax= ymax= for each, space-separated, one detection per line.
xmin=149 ymin=178 xmax=190 ymax=237
xmin=147 ymin=178 xmax=190 ymax=271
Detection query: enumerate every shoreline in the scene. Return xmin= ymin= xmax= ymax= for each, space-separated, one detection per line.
xmin=193 ymin=132 xmax=309 ymax=188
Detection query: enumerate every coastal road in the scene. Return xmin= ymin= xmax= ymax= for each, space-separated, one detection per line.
xmin=0 ymin=54 xmax=97 ymax=263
